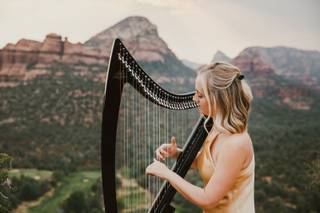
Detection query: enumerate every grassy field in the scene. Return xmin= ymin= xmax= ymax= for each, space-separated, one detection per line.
xmin=25 ymin=170 xmax=100 ymax=213
xmin=9 ymin=168 xmax=52 ymax=180
xmin=116 ymin=173 xmax=153 ymax=212
xmin=10 ymin=169 xmax=158 ymax=212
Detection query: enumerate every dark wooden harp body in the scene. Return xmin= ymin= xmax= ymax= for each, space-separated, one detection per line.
xmin=101 ymin=39 xmax=211 ymax=212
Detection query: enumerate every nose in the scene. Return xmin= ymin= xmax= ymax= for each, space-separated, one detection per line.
xmin=193 ymin=94 xmax=198 ymax=103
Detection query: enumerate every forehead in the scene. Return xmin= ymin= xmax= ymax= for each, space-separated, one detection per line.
xmin=195 ymin=76 xmax=204 ymax=91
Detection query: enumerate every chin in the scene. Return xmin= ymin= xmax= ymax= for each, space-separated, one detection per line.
xmin=199 ymin=110 xmax=208 ymax=116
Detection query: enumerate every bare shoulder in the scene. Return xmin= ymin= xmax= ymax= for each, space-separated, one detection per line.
xmin=219 ymin=132 xmax=252 ymax=155
xmin=220 ymin=132 xmax=253 ymax=159
xmin=218 ymin=132 xmax=253 ymax=167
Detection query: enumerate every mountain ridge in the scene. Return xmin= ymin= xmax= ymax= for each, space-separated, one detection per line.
xmin=0 ymin=16 xmax=319 ymax=108
xmin=0 ymin=16 xmax=195 ymax=91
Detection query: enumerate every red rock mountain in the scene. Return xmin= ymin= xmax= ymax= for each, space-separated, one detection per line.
xmin=233 ymin=47 xmax=320 ymax=91
xmin=0 ymin=16 xmax=194 ymax=89
xmin=0 ymin=16 xmax=319 ymax=109
xmin=211 ymin=50 xmax=231 ymax=63
xmin=0 ymin=33 xmax=107 ymax=85
xmin=231 ymin=47 xmax=319 ymax=110
xmin=84 ymin=16 xmax=172 ymax=63
xmin=84 ymin=16 xmax=195 ymax=86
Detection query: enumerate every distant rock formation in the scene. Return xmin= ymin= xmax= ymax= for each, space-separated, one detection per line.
xmin=231 ymin=47 xmax=318 ymax=110
xmin=0 ymin=16 xmax=318 ymax=109
xmin=181 ymin=59 xmax=202 ymax=71
xmin=232 ymin=46 xmax=320 ymax=91
xmin=0 ymin=16 xmax=194 ymax=89
xmin=211 ymin=50 xmax=231 ymax=63
xmin=233 ymin=48 xmax=275 ymax=76
xmin=0 ymin=33 xmax=107 ymax=84
xmin=84 ymin=16 xmax=171 ymax=62
xmin=85 ymin=16 xmax=195 ymax=87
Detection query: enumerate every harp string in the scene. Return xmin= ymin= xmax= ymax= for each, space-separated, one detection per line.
xmin=145 ymin=72 xmax=149 ymax=207
xmin=154 ymin=91 xmax=157 ymax=208
xmin=158 ymin=91 xmax=161 ymax=203
xmin=121 ymin=54 xmax=123 ymax=209
xmin=135 ymin=54 xmax=138 ymax=210
xmin=134 ymin=63 xmax=137 ymax=210
xmin=115 ymin=46 xmax=199 ymax=212
xmin=136 ymin=61 xmax=139 ymax=210
xmin=147 ymin=77 xmax=150 ymax=207
xmin=132 ymin=54 xmax=135 ymax=211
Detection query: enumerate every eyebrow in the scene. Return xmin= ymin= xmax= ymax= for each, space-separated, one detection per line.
xmin=196 ymin=90 xmax=203 ymax=95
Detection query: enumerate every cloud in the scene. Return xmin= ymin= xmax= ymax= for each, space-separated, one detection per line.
xmin=128 ymin=0 xmax=200 ymax=15
xmin=0 ymin=0 xmax=319 ymax=63
xmin=136 ymin=0 xmax=190 ymax=8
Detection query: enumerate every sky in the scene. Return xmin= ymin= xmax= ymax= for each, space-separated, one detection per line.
xmin=0 ymin=0 xmax=319 ymax=64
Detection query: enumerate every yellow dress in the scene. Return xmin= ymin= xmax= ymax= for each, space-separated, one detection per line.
xmin=194 ymin=133 xmax=255 ymax=213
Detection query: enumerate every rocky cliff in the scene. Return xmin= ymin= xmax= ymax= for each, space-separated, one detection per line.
xmin=233 ymin=46 xmax=320 ymax=91
xmin=232 ymin=47 xmax=319 ymax=110
xmin=0 ymin=16 xmax=194 ymax=91
xmin=0 ymin=33 xmax=107 ymax=86
xmin=85 ymin=16 xmax=171 ymax=63
xmin=0 ymin=16 xmax=319 ymax=109
xmin=84 ymin=16 xmax=195 ymax=87
xmin=212 ymin=50 xmax=231 ymax=63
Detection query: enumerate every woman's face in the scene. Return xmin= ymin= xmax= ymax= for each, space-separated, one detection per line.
xmin=193 ymin=77 xmax=210 ymax=116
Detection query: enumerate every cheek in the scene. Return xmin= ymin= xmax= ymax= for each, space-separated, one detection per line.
xmin=199 ymin=99 xmax=208 ymax=110
xmin=198 ymin=100 xmax=209 ymax=115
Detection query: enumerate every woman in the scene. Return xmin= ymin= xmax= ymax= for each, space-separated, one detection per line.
xmin=146 ymin=62 xmax=255 ymax=212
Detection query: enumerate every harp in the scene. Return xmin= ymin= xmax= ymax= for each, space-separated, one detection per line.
xmin=101 ymin=39 xmax=211 ymax=212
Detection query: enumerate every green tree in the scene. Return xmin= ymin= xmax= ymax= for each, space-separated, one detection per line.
xmin=18 ymin=177 xmax=42 ymax=201
xmin=0 ymin=153 xmax=13 ymax=213
xmin=62 ymin=190 xmax=87 ymax=213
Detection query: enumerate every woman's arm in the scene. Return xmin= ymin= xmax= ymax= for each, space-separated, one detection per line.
xmin=146 ymin=135 xmax=248 ymax=210
xmin=190 ymin=151 xmax=200 ymax=169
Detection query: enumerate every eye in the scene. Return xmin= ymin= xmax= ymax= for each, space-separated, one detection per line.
xmin=197 ymin=92 xmax=203 ymax=99
xmin=196 ymin=90 xmax=204 ymax=99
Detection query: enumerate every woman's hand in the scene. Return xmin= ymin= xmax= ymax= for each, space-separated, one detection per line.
xmin=155 ymin=137 xmax=178 ymax=161
xmin=145 ymin=159 xmax=171 ymax=180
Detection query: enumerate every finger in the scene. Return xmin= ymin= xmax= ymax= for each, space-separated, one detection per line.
xmin=156 ymin=148 xmax=165 ymax=157
xmin=156 ymin=149 xmax=165 ymax=161
xmin=162 ymin=144 xmax=170 ymax=152
xmin=158 ymin=153 xmax=165 ymax=161
xmin=145 ymin=169 xmax=154 ymax=176
xmin=159 ymin=149 xmax=168 ymax=156
xmin=156 ymin=154 xmax=164 ymax=161
xmin=156 ymin=155 xmax=162 ymax=161
xmin=171 ymin=137 xmax=176 ymax=146
xmin=158 ymin=145 xmax=168 ymax=153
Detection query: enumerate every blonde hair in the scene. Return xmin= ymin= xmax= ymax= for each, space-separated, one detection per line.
xmin=197 ymin=62 xmax=253 ymax=135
